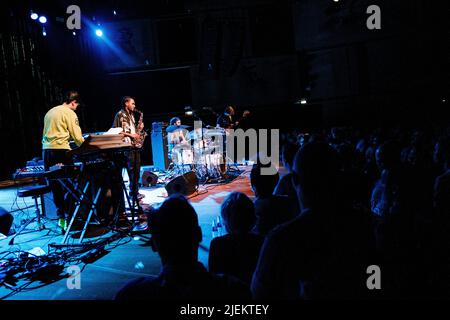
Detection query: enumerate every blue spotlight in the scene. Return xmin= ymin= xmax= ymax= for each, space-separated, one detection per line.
xmin=39 ymin=16 xmax=47 ymax=24
xmin=30 ymin=13 xmax=38 ymax=20
xmin=95 ymin=29 xmax=103 ymax=37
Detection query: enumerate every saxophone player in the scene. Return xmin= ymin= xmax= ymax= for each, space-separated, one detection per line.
xmin=112 ymin=96 xmax=145 ymax=201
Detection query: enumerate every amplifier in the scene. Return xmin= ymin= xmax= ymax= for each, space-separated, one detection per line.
xmin=151 ymin=122 xmax=170 ymax=171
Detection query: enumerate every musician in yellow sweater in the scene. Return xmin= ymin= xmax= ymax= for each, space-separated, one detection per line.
xmin=42 ymin=91 xmax=84 ymax=230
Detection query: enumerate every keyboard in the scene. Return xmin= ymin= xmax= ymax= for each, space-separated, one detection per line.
xmin=13 ymin=166 xmax=45 ymax=179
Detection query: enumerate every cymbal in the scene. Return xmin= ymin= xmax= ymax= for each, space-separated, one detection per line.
xmin=167 ymin=143 xmax=191 ymax=147
xmin=166 ymin=125 xmax=191 ymax=133
xmin=188 ymin=128 xmax=210 ymax=139
xmin=204 ymin=129 xmax=226 ymax=136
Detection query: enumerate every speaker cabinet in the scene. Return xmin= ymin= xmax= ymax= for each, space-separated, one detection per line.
xmin=142 ymin=171 xmax=158 ymax=187
xmin=165 ymin=171 xmax=198 ymax=196
xmin=151 ymin=122 xmax=169 ymax=171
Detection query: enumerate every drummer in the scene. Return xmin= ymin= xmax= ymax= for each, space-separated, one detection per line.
xmin=166 ymin=117 xmax=192 ymax=168
xmin=167 ymin=117 xmax=188 ymax=149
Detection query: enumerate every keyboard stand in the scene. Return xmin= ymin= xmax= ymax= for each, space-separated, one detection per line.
xmin=61 ymin=181 xmax=103 ymax=244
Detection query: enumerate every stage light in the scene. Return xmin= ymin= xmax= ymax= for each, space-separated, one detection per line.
xmin=113 ymin=10 xmax=117 ymax=15
xmin=185 ymin=110 xmax=193 ymax=116
xmin=30 ymin=13 xmax=38 ymax=20
xmin=42 ymin=28 xmax=47 ymax=36
xmin=443 ymin=98 xmax=447 ymax=103
xmin=300 ymin=99 xmax=307 ymax=105
xmin=95 ymin=29 xmax=103 ymax=37
xmin=39 ymin=16 xmax=47 ymax=24
xmin=72 ymin=31 xmax=76 ymax=36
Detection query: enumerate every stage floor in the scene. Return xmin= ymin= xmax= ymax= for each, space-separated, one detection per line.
xmin=0 ymin=166 xmax=254 ymax=300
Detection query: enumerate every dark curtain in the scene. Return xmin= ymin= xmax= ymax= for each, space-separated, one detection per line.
xmin=0 ymin=6 xmax=102 ymax=180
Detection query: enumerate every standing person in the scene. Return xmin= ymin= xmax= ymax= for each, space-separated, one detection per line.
xmin=217 ymin=106 xmax=236 ymax=129
xmin=112 ymin=96 xmax=145 ymax=202
xmin=217 ymin=106 xmax=250 ymax=129
xmin=42 ymin=90 xmax=84 ymax=231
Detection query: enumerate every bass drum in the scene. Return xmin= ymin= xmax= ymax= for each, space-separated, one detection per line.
xmin=171 ymin=147 xmax=194 ymax=165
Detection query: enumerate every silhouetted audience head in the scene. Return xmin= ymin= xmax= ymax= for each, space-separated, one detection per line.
xmin=334 ymin=142 xmax=355 ymax=170
xmin=375 ymin=140 xmax=401 ymax=171
xmin=220 ymin=192 xmax=256 ymax=234
xmin=292 ymin=141 xmax=340 ymax=211
xmin=330 ymin=127 xmax=348 ymax=145
xmin=148 ymin=194 xmax=202 ymax=265
xmin=250 ymin=164 xmax=279 ymax=198
xmin=281 ymin=143 xmax=299 ymax=172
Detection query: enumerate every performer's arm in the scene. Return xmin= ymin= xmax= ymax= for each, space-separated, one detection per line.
xmin=67 ymin=113 xmax=84 ymax=146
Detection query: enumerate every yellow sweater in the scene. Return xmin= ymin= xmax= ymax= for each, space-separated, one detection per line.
xmin=42 ymin=105 xmax=84 ymax=150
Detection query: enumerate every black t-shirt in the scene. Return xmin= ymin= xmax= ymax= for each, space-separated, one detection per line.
xmin=115 ymin=262 xmax=251 ymax=301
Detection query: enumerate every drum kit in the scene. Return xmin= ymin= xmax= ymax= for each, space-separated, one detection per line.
xmin=165 ymin=125 xmax=227 ymax=183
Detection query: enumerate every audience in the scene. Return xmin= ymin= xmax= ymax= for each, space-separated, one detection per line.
xmin=431 ymin=135 xmax=450 ymax=296
xmin=251 ymin=141 xmax=374 ymax=299
xmin=115 ymin=125 xmax=449 ymax=300
xmin=115 ymin=195 xmax=251 ymax=300
xmin=433 ymin=135 xmax=450 ymax=220
xmin=273 ymin=142 xmax=299 ymax=209
xmin=250 ymin=163 xmax=298 ymax=236
xmin=208 ymin=192 xmax=264 ymax=285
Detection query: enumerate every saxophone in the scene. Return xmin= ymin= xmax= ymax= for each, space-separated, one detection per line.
xmin=134 ymin=109 xmax=147 ymax=148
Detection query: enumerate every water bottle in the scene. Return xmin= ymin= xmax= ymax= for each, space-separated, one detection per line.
xmin=211 ymin=219 xmax=218 ymax=239
xmin=216 ymin=215 xmax=223 ymax=236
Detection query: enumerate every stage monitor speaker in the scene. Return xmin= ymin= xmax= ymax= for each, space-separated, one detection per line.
xmin=165 ymin=171 xmax=198 ymax=196
xmin=142 ymin=171 xmax=158 ymax=187
xmin=0 ymin=207 xmax=13 ymax=236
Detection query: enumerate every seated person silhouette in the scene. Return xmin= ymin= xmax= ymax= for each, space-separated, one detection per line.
xmin=250 ymin=164 xmax=298 ymax=236
xmin=274 ymin=142 xmax=300 ymax=212
xmin=251 ymin=142 xmax=373 ymax=300
xmin=434 ymin=136 xmax=450 ymax=223
xmin=208 ymin=192 xmax=264 ymax=285
xmin=115 ymin=194 xmax=251 ymax=300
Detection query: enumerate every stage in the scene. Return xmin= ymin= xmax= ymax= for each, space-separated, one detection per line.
xmin=0 ymin=166 xmax=254 ymax=300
